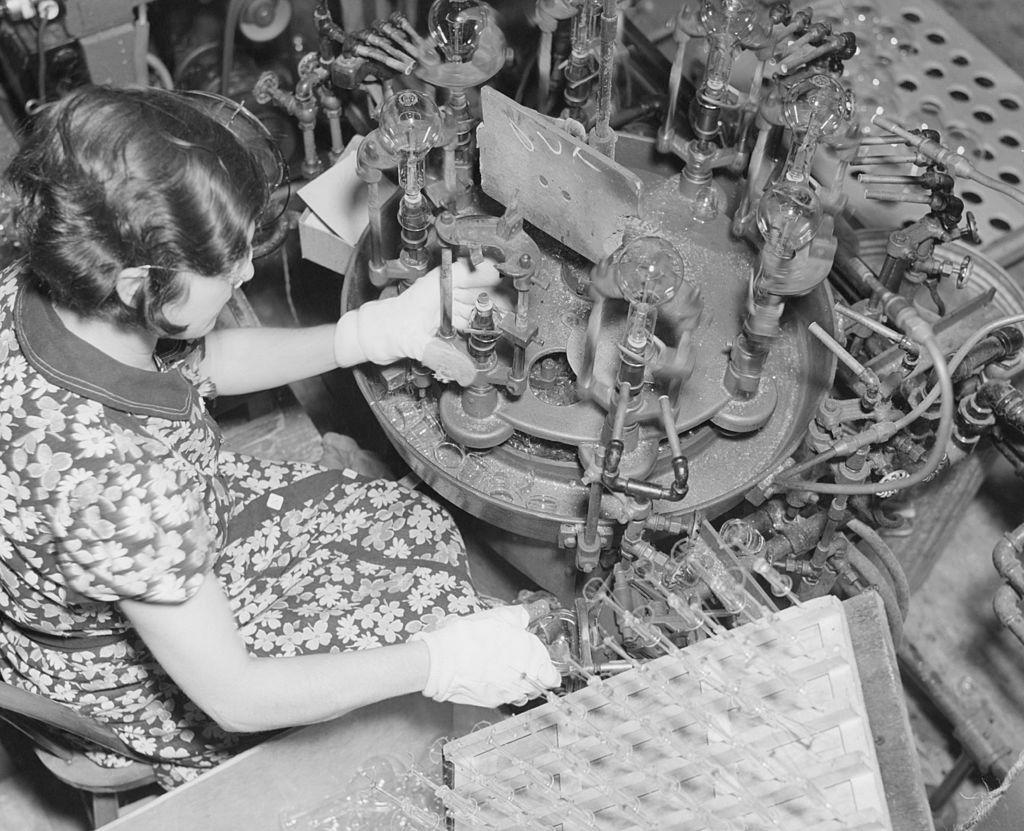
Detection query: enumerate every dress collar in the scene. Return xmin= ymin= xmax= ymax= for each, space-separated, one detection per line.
xmin=14 ymin=282 xmax=197 ymax=421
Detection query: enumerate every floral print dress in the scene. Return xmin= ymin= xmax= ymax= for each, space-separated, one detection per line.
xmin=0 ymin=266 xmax=480 ymax=787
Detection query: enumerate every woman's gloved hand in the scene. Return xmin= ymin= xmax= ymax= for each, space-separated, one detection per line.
xmin=409 ymin=605 xmax=561 ymax=708
xmin=334 ymin=259 xmax=501 ymax=384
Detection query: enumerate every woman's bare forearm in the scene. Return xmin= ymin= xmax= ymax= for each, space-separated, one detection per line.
xmin=120 ymin=575 xmax=430 ymax=733
xmin=201 ymin=325 xmax=338 ymax=395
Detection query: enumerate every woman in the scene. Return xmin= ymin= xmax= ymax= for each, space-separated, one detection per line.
xmin=0 ymin=85 xmax=558 ymax=787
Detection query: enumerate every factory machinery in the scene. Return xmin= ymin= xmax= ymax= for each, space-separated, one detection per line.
xmin=254 ymin=0 xmax=1024 ymax=655
xmin=252 ymin=1 xmax=1024 ymax=650
xmin=241 ymin=0 xmax=1024 ymax=826
xmin=4 ymin=0 xmax=1024 ymax=826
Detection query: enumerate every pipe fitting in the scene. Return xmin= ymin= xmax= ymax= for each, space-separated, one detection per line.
xmin=993 ymin=523 xmax=1024 ymax=596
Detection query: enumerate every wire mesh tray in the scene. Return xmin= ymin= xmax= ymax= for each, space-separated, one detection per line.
xmin=443 ymin=595 xmax=892 ymax=830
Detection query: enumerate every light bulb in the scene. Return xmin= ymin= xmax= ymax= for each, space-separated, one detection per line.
xmin=780 ymin=74 xmax=854 ymax=183
xmin=377 ymin=90 xmax=443 ymax=194
xmin=614 ymin=236 xmax=685 ymax=355
xmin=377 ymin=90 xmax=443 ymax=157
xmin=614 ymin=236 xmax=685 ymax=306
xmin=699 ymin=0 xmax=756 ymax=41
xmin=427 ymin=0 xmax=491 ymax=64
xmin=756 ymin=182 xmax=822 ymax=256
xmin=697 ymin=0 xmax=760 ymax=103
xmin=782 ymin=74 xmax=854 ymax=138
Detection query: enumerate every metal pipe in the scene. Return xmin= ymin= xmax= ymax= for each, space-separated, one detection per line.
xmin=588 ymin=0 xmax=618 ymax=158
xmin=850 ymin=154 xmax=920 ymax=166
xmin=928 ymin=752 xmax=974 ymax=812
xmin=537 ymin=29 xmax=553 ymax=108
xmin=365 ymin=178 xmax=385 ymax=271
xmin=992 ymin=522 xmax=1024 ymax=598
xmin=611 ymin=381 xmax=630 ymax=441
xmin=439 ymin=247 xmax=454 ymax=339
xmin=856 ymin=173 xmax=923 ymax=185
xmin=994 ymin=585 xmax=1024 ymax=646
xmin=582 ymin=481 xmax=603 ymax=548
xmin=898 ymin=636 xmax=1018 ymax=781
xmin=864 ymin=189 xmax=932 ymax=204
xmin=834 ymin=304 xmax=920 ymax=353
xmin=658 ymin=395 xmax=682 ymax=457
xmin=658 ymin=39 xmax=687 ymax=151
xmin=807 ymin=321 xmax=870 ymax=378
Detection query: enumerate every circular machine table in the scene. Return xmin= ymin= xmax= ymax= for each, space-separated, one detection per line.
xmin=342 ymin=176 xmax=837 ymax=597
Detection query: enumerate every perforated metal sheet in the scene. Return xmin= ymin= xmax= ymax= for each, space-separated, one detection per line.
xmin=627 ymin=0 xmax=1024 ymax=261
xmin=839 ymin=0 xmax=1024 ymax=251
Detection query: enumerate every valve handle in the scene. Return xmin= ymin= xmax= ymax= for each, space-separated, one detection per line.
xmin=297 ymin=51 xmax=321 ymax=78
xmin=252 ymin=71 xmax=281 ymax=105
xmin=955 ymin=255 xmax=973 ymax=289
xmin=963 ymin=211 xmax=981 ymax=245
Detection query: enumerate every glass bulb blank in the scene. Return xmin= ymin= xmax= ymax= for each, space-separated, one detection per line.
xmin=377 ymin=90 xmax=443 ymax=157
xmin=756 ymin=183 xmax=822 ymax=255
xmin=782 ymin=74 xmax=854 ymax=138
xmin=699 ymin=0 xmax=757 ymax=40
xmin=427 ymin=0 xmax=491 ymax=63
xmin=614 ymin=236 xmax=686 ymax=306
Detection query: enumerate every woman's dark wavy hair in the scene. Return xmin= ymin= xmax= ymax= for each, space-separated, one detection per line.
xmin=5 ymin=85 xmax=267 ymax=334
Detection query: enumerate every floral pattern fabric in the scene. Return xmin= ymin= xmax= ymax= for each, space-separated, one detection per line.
xmin=0 ymin=267 xmax=479 ymax=787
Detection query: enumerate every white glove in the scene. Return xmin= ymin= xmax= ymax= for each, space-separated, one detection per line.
xmin=409 ymin=605 xmax=561 ymax=708
xmin=334 ymin=259 xmax=501 ymax=383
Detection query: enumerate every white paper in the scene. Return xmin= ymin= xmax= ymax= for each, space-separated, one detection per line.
xmin=297 ymin=135 xmax=396 ymax=246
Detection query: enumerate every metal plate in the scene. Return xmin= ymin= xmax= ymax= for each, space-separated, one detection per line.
xmin=477 ymin=86 xmax=644 ymax=263
xmin=832 ymin=0 xmax=1024 ymax=247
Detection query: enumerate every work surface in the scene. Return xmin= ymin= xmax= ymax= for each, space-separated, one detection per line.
xmin=104 ymin=695 xmax=461 ymax=831
xmin=102 ymin=594 xmax=928 ymax=831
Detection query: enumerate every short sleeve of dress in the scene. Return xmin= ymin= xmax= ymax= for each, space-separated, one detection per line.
xmin=47 ymin=457 xmax=219 ymax=604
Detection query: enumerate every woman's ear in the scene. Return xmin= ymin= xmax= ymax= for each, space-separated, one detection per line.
xmin=113 ymin=267 xmax=149 ymax=307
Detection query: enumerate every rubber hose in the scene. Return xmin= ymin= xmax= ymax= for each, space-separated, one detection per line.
xmin=846 ymin=517 xmax=911 ymax=621
xmin=840 ymin=544 xmax=904 ymax=646
xmin=978 ymin=381 xmax=1024 ymax=435
xmin=950 ymin=327 xmax=1024 ymax=384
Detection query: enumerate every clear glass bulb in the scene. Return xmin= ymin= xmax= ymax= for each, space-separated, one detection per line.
xmin=782 ymin=74 xmax=854 ymax=138
xmin=377 ymin=90 xmax=443 ymax=193
xmin=697 ymin=0 xmax=758 ymax=101
xmin=699 ymin=0 xmax=756 ymax=40
xmin=756 ymin=182 xmax=822 ymax=256
xmin=614 ymin=236 xmax=685 ymax=306
xmin=378 ymin=90 xmax=443 ymax=157
xmin=427 ymin=0 xmax=490 ymax=63
xmin=781 ymin=74 xmax=854 ymax=183
xmin=614 ymin=236 xmax=685 ymax=354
